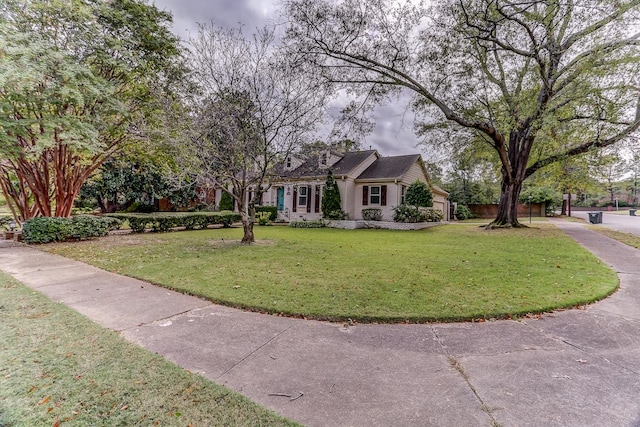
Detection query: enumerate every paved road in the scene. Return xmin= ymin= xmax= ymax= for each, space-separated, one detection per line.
xmin=1 ymin=220 xmax=640 ymax=426
xmin=571 ymin=209 xmax=640 ymax=237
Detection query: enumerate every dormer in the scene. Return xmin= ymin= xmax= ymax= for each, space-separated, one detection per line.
xmin=284 ymin=154 xmax=304 ymax=172
xmin=319 ymin=150 xmax=342 ymax=169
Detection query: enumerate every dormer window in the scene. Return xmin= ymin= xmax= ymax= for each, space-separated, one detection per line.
xmin=286 ymin=157 xmax=292 ymax=168
xmin=321 ymin=152 xmax=327 ymax=165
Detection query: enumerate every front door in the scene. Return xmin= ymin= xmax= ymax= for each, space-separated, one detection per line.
xmin=277 ymin=187 xmax=284 ymax=211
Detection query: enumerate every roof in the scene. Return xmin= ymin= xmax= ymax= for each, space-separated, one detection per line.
xmin=356 ymin=154 xmax=421 ymax=180
xmin=281 ymin=150 xmax=377 ymax=179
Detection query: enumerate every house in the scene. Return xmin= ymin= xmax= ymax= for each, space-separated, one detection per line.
xmin=249 ymin=149 xmax=449 ymax=222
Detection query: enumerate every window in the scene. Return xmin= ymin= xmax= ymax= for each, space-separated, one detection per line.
xmin=363 ymin=185 xmax=387 ymax=206
xmin=370 ymin=186 xmax=381 ymax=204
xmin=321 ymin=152 xmax=327 ymax=165
xmin=286 ymin=157 xmax=292 ymax=168
xmin=401 ymin=185 xmax=407 ymax=204
xmin=298 ymin=186 xmax=308 ymax=206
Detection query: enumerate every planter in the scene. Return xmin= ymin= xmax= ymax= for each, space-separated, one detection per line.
xmin=3 ymin=231 xmax=15 ymax=240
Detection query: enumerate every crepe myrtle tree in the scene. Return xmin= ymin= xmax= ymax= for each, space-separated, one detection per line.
xmin=182 ymin=25 xmax=328 ymax=243
xmin=0 ymin=0 xmax=181 ymax=223
xmin=284 ymin=0 xmax=640 ymax=228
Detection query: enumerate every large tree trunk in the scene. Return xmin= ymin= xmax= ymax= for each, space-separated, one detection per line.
xmin=489 ymin=178 xmax=524 ymax=228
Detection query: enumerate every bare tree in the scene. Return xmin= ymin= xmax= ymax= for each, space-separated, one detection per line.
xmin=184 ymin=25 xmax=328 ymax=243
xmin=284 ymin=0 xmax=640 ymax=227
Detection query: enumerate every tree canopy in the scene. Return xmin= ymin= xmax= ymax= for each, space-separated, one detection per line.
xmin=0 ymin=0 xmax=181 ymax=222
xmin=285 ymin=0 xmax=640 ymax=227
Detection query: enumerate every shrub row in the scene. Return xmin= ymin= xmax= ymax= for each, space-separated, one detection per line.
xmin=289 ymin=219 xmax=327 ymax=228
xmin=393 ymin=205 xmax=443 ymax=223
xmin=22 ymin=216 xmax=122 ymax=244
xmin=361 ymin=208 xmax=382 ymax=221
xmin=106 ymin=212 xmax=241 ymax=233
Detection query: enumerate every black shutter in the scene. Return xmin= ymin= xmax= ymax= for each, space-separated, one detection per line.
xmin=306 ymin=186 xmax=312 ymax=213
xmin=292 ymin=187 xmax=297 ymax=212
xmin=314 ymin=185 xmax=320 ymax=213
xmin=362 ymin=186 xmax=369 ymax=206
xmin=381 ymin=185 xmax=387 ymax=206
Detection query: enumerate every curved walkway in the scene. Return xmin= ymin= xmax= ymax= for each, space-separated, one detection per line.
xmin=1 ymin=219 xmax=640 ymax=427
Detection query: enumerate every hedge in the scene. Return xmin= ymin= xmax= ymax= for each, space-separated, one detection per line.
xmin=105 ymin=211 xmax=241 ymax=233
xmin=255 ymin=206 xmax=278 ymax=221
xmin=22 ymin=216 xmax=122 ymax=244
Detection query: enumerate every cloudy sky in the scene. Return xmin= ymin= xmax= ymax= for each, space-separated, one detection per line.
xmin=152 ymin=0 xmax=423 ymax=156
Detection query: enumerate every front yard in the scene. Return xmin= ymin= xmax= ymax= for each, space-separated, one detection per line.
xmin=43 ymin=223 xmax=618 ymax=322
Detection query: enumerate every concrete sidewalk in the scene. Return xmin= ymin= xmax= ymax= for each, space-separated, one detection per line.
xmin=1 ymin=220 xmax=640 ymax=426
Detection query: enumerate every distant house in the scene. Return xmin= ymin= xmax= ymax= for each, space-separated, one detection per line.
xmin=227 ymin=149 xmax=449 ymax=222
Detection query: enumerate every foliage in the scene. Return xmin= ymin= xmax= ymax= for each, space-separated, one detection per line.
xmin=22 ymin=216 xmax=119 ymax=244
xmin=404 ymin=181 xmax=433 ymax=208
xmin=0 ymin=0 xmax=182 ymax=222
xmin=519 ymin=186 xmax=562 ymax=215
xmin=392 ymin=205 xmax=423 ymax=223
xmin=361 ymin=208 xmax=382 ymax=221
xmin=79 ymin=157 xmax=189 ymax=213
xmin=219 ymin=191 xmax=234 ymax=211
xmin=0 ymin=215 xmax=13 ymax=230
xmin=255 ymin=206 xmax=278 ymax=221
xmin=257 ymin=212 xmax=273 ymax=226
xmin=393 ymin=205 xmax=443 ymax=223
xmin=285 ymin=0 xmax=640 ymax=227
xmin=454 ymin=205 xmax=473 ymax=220
xmin=105 ymin=212 xmax=241 ymax=233
xmin=0 ymin=273 xmax=301 ymax=426
xmin=43 ymin=225 xmax=617 ymax=323
xmin=421 ymin=208 xmax=443 ymax=222
xmin=289 ymin=220 xmax=327 ymax=228
xmin=321 ymin=170 xmax=345 ymax=219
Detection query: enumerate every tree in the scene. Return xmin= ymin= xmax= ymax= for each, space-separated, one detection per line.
xmin=79 ymin=157 xmax=177 ymax=213
xmin=285 ymin=0 xmax=640 ymax=227
xmin=321 ymin=169 xmax=343 ymax=219
xmin=181 ymin=25 xmax=328 ymax=243
xmin=405 ymin=181 xmax=433 ymax=208
xmin=0 ymin=0 xmax=181 ymax=223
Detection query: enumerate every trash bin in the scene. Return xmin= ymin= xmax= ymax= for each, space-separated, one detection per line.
xmin=631 ymin=209 xmax=637 ymax=216
xmin=588 ymin=212 xmax=602 ymax=224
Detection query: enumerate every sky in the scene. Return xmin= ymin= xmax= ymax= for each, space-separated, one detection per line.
xmin=151 ymin=0 xmax=423 ymax=156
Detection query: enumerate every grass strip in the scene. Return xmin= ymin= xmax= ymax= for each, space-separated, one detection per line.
xmin=586 ymin=226 xmax=640 ymax=249
xmin=0 ymin=272 xmax=299 ymax=427
xmin=42 ymin=223 xmax=618 ymax=323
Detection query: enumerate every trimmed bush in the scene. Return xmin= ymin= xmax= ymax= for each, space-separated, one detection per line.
xmin=392 ymin=205 xmax=443 ymax=223
xmin=105 ymin=212 xmax=241 ymax=233
xmin=22 ymin=215 xmax=120 ymax=244
xmin=405 ymin=181 xmax=433 ymax=207
xmin=455 ymin=204 xmax=473 ymax=220
xmin=421 ymin=207 xmax=443 ymax=222
xmin=289 ymin=220 xmax=326 ymax=228
xmin=392 ymin=204 xmax=423 ymax=223
xmin=255 ymin=206 xmax=277 ymax=221
xmin=361 ymin=208 xmax=382 ymax=221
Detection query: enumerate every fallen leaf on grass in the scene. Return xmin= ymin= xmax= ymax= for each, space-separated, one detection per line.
xmin=39 ymin=396 xmax=50 ymax=405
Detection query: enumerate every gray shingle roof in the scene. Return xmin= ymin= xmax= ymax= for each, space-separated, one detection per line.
xmin=356 ymin=154 xmax=421 ymax=180
xmin=281 ymin=150 xmax=377 ymax=179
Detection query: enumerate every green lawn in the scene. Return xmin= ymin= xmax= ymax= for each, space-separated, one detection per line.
xmin=43 ymin=223 xmax=618 ymax=322
xmin=0 ymin=272 xmax=299 ymax=427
